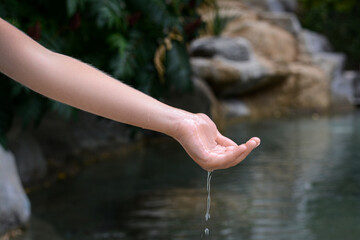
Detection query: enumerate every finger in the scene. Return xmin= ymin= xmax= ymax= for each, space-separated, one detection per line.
xmin=251 ymin=137 xmax=261 ymax=147
xmin=227 ymin=139 xmax=258 ymax=168
xmin=209 ymin=144 xmax=247 ymax=170
xmin=216 ymin=133 xmax=237 ymax=146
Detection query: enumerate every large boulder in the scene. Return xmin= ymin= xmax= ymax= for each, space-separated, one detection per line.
xmin=33 ymin=110 xmax=134 ymax=168
xmin=242 ymin=0 xmax=285 ymax=12
xmin=311 ymin=52 xmax=354 ymax=104
xmin=0 ymin=146 xmax=31 ymax=236
xmin=221 ymin=99 xmax=251 ymax=120
xmin=261 ymin=12 xmax=302 ymax=35
xmin=8 ymin=131 xmax=47 ymax=186
xmin=353 ymin=73 xmax=360 ymax=105
xmin=164 ymin=77 xmax=220 ymax=121
xmin=299 ymin=30 xmax=332 ymax=54
xmin=223 ymin=19 xmax=298 ymax=62
xmin=193 ymin=0 xmax=353 ymax=120
xmin=190 ymin=37 xmax=276 ymax=97
xmin=190 ymin=36 xmax=252 ymax=61
xmin=284 ymin=63 xmax=331 ymax=109
xmin=243 ymin=63 xmax=330 ymax=118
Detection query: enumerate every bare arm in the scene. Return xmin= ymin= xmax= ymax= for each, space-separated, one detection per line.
xmin=0 ymin=18 xmax=260 ymax=171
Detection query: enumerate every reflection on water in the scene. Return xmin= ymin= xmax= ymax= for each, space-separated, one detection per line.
xmin=17 ymin=111 xmax=360 ymax=240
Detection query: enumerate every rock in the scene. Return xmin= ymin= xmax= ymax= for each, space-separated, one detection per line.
xmin=221 ymin=100 xmax=251 ymax=119
xmin=215 ymin=0 xmax=256 ymax=19
xmin=243 ymin=63 xmax=330 ymax=118
xmin=70 ymin=112 xmax=133 ymax=149
xmin=336 ymin=71 xmax=358 ymax=104
xmin=242 ymin=0 xmax=285 ymax=12
xmin=332 ymin=69 xmax=357 ymax=105
xmin=299 ymin=29 xmax=332 ymax=54
xmin=8 ymin=132 xmax=47 ymax=186
xmin=353 ymin=72 xmax=360 ymax=106
xmin=285 ymin=63 xmax=331 ymax=109
xmin=0 ymin=145 xmax=31 ymax=236
xmin=34 ymin=110 xmax=133 ymax=166
xmin=190 ymin=37 xmax=292 ymax=97
xmin=310 ymin=52 xmax=353 ymax=104
xmin=235 ymin=0 xmax=298 ymax=13
xmin=164 ymin=77 xmax=220 ymax=121
xmin=193 ymin=0 xmax=351 ymax=119
xmin=190 ymin=37 xmax=251 ymax=61
xmin=191 ymin=55 xmax=270 ymax=97
xmin=261 ymin=12 xmax=302 ymax=35
xmin=312 ymin=53 xmax=345 ymax=79
xmin=190 ymin=37 xmax=280 ymax=97
xmin=223 ymin=19 xmax=298 ymax=62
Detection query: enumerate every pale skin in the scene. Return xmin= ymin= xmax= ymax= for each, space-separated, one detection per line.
xmin=0 ymin=18 xmax=260 ymax=171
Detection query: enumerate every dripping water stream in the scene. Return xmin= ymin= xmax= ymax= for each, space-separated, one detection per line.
xmin=203 ymin=171 xmax=213 ymax=238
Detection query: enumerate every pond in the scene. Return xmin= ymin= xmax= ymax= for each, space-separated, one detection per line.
xmin=16 ymin=111 xmax=360 ymax=240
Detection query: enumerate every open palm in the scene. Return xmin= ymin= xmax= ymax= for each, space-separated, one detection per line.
xmin=174 ymin=113 xmax=260 ymax=171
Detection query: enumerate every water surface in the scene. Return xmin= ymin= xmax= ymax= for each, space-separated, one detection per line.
xmin=18 ymin=111 xmax=360 ymax=240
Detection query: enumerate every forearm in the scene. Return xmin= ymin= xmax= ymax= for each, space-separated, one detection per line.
xmin=0 ymin=18 xmax=187 ymax=136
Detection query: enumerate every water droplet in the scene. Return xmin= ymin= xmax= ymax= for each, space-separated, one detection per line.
xmin=205 ymin=212 xmax=210 ymax=221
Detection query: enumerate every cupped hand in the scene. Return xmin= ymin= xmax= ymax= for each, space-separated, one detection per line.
xmin=173 ymin=113 xmax=260 ymax=171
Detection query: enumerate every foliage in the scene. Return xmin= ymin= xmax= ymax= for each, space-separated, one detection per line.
xmin=0 ymin=0 xmax=206 ymax=147
xmin=298 ymin=0 xmax=360 ymax=69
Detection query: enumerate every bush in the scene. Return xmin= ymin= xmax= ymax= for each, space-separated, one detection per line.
xmin=298 ymin=0 xmax=360 ymax=69
xmin=0 ymin=0 xmax=209 ymax=147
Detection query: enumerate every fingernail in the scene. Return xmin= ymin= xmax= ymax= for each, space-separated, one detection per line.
xmin=249 ymin=140 xmax=257 ymax=147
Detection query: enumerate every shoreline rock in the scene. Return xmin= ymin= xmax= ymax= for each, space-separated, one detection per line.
xmin=0 ymin=146 xmax=31 ymax=237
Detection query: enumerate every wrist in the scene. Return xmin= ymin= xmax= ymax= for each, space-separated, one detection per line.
xmin=164 ymin=108 xmax=194 ymax=140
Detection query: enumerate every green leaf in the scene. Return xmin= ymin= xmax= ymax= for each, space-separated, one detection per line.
xmin=91 ymin=0 xmax=125 ymax=28
xmin=165 ymin=41 xmax=192 ymax=92
xmin=108 ymin=33 xmax=127 ymax=54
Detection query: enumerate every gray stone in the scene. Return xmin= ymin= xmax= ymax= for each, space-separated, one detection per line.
xmin=341 ymin=71 xmax=359 ymax=104
xmin=352 ymin=72 xmax=360 ymax=105
xmin=190 ymin=55 xmax=270 ymax=97
xmin=299 ymin=30 xmax=332 ymax=54
xmin=70 ymin=112 xmax=133 ymax=149
xmin=262 ymin=12 xmax=302 ymax=35
xmin=190 ymin=37 xmax=270 ymax=96
xmin=190 ymin=37 xmax=252 ymax=62
xmin=164 ymin=77 xmax=219 ymax=120
xmin=8 ymin=132 xmax=47 ymax=185
xmin=243 ymin=0 xmax=285 ymax=12
xmin=34 ymin=110 xmax=133 ymax=161
xmin=312 ymin=52 xmax=345 ymax=82
xmin=221 ymin=100 xmax=251 ymax=119
xmin=311 ymin=52 xmax=354 ymax=104
xmin=0 ymin=146 xmax=31 ymax=236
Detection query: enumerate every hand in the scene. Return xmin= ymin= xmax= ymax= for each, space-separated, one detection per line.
xmin=173 ymin=113 xmax=260 ymax=171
